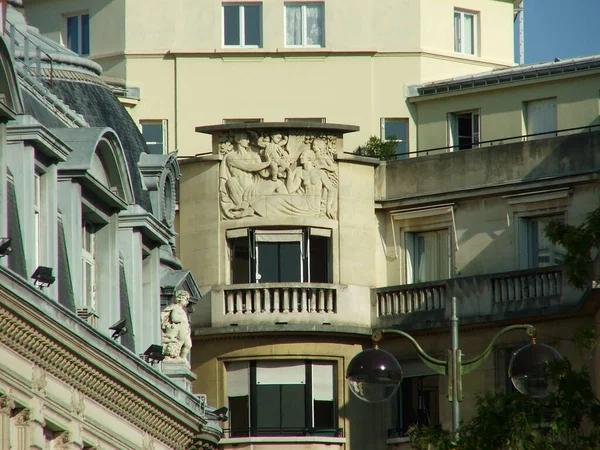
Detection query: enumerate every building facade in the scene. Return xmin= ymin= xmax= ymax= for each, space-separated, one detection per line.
xmin=0 ymin=2 xmax=222 ymax=448
xmin=24 ymin=0 xmax=517 ymax=156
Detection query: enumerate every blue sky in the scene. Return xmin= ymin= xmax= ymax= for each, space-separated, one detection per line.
xmin=518 ymin=0 xmax=600 ymax=64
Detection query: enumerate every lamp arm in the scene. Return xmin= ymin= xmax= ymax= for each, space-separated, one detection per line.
xmin=373 ymin=329 xmax=447 ymax=376
xmin=461 ymin=324 xmax=536 ymax=375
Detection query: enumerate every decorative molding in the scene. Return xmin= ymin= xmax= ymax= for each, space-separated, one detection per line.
xmin=70 ymin=389 xmax=86 ymax=417
xmin=31 ymin=365 xmax=47 ymax=395
xmin=0 ymin=304 xmax=219 ymax=449
xmin=0 ymin=390 xmax=16 ymax=414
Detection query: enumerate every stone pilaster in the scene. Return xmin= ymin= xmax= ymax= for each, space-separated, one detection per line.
xmin=161 ymin=361 xmax=197 ymax=392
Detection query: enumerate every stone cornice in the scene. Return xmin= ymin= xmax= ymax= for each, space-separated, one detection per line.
xmin=7 ymin=122 xmax=71 ymax=162
xmin=0 ymin=268 xmax=221 ymax=449
xmin=119 ymin=207 xmax=174 ymax=246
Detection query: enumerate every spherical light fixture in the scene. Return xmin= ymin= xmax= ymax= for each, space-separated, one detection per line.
xmin=346 ymin=348 xmax=403 ymax=403
xmin=509 ymin=343 xmax=562 ymax=398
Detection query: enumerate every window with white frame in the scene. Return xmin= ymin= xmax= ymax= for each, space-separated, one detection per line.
xmin=285 ymin=3 xmax=324 ymax=47
xmin=389 ymin=375 xmax=440 ymax=438
xmin=381 ymin=118 xmax=409 ymax=158
xmin=226 ymin=360 xmax=337 ymax=437
xmin=526 ymin=98 xmax=557 ymax=140
xmin=454 ymin=9 xmax=476 ymax=55
xmin=66 ymin=13 xmax=90 ymax=55
xmin=524 ymin=215 xmax=564 ymax=268
xmin=81 ymin=220 xmax=97 ymax=313
xmin=407 ymin=229 xmax=450 ymax=283
xmin=223 ymin=3 xmax=262 ymax=47
xmin=285 ymin=117 xmax=326 ymax=123
xmin=448 ymin=110 xmax=480 ymax=150
xmin=140 ymin=120 xmax=167 ymax=154
xmin=34 ymin=172 xmax=41 ymax=269
xmin=228 ymin=228 xmax=331 ymax=284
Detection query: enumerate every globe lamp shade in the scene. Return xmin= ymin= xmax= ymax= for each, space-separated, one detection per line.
xmin=508 ymin=343 xmax=562 ymax=398
xmin=346 ymin=348 xmax=403 ymax=403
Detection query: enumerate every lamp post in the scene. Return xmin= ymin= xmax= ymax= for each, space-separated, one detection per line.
xmin=346 ymin=297 xmax=561 ymax=441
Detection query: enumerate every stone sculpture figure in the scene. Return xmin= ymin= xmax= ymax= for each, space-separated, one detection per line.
xmin=257 ymin=132 xmax=291 ymax=181
xmin=161 ymin=290 xmax=192 ymax=364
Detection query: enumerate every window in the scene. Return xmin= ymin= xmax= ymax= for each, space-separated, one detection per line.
xmin=526 ymin=98 xmax=557 ymax=140
xmin=223 ymin=3 xmax=262 ymax=47
xmin=389 ymin=375 xmax=439 ymax=438
xmin=81 ymin=220 xmax=97 ymax=312
xmin=525 ymin=215 xmax=564 ymax=268
xmin=226 ymin=360 xmax=337 ymax=437
xmin=448 ymin=110 xmax=480 ymax=150
xmin=285 ymin=3 xmax=324 ymax=47
xmin=407 ymin=229 xmax=450 ymax=283
xmin=66 ymin=13 xmax=90 ymax=55
xmin=381 ymin=118 xmax=409 ymax=158
xmin=34 ymin=172 xmax=41 ymax=268
xmin=222 ymin=118 xmax=264 ymax=124
xmin=140 ymin=120 xmax=167 ymax=154
xmin=285 ymin=117 xmax=326 ymax=123
xmin=229 ymin=228 xmax=331 ymax=284
xmin=454 ymin=9 xmax=476 ymax=55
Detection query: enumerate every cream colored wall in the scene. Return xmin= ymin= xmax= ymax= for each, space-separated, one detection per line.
xmin=415 ymin=72 xmax=600 ymax=151
xmin=420 ymin=0 xmax=514 ymax=65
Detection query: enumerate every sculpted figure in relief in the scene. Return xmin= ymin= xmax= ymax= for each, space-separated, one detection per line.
xmin=219 ymin=131 xmax=339 ymax=220
xmin=161 ymin=290 xmax=192 ymax=364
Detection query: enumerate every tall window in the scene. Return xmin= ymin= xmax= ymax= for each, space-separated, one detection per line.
xmin=223 ymin=3 xmax=262 ymax=47
xmin=226 ymin=360 xmax=337 ymax=437
xmin=525 ymin=215 xmax=564 ymax=268
xmin=81 ymin=220 xmax=97 ymax=313
xmin=454 ymin=9 xmax=476 ymax=55
xmin=381 ymin=118 xmax=409 ymax=158
xmin=389 ymin=376 xmax=439 ymax=438
xmin=33 ymin=172 xmax=41 ymax=268
xmin=140 ymin=120 xmax=167 ymax=154
xmin=526 ymin=98 xmax=557 ymax=140
xmin=229 ymin=228 xmax=331 ymax=284
xmin=66 ymin=14 xmax=90 ymax=55
xmin=407 ymin=229 xmax=450 ymax=283
xmin=448 ymin=110 xmax=480 ymax=150
xmin=285 ymin=3 xmax=324 ymax=47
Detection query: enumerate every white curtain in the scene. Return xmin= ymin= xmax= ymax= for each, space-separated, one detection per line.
xmin=306 ymin=5 xmax=323 ymax=46
xmin=464 ymin=14 xmax=474 ymax=54
xmin=454 ymin=12 xmax=461 ymax=52
xmin=286 ymin=5 xmax=302 ymax=45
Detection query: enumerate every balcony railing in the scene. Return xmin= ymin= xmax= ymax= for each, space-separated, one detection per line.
xmin=374 ymin=266 xmax=569 ymax=328
xmin=223 ymin=427 xmax=344 ymax=439
xmin=224 ymin=283 xmax=337 ymax=315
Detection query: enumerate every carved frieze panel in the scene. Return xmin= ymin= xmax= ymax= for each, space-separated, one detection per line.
xmin=218 ymin=130 xmax=339 ymax=220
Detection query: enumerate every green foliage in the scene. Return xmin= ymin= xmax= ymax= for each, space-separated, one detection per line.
xmin=356 ymin=136 xmax=398 ymax=161
xmin=545 ymin=208 xmax=600 ymax=289
xmin=408 ymin=358 xmax=600 ymax=450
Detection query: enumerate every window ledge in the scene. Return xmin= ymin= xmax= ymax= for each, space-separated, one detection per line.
xmin=385 ymin=436 xmax=411 ymax=444
xmin=220 ymin=436 xmax=346 ymax=445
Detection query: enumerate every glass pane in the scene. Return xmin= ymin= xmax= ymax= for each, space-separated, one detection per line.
xmin=454 ymin=12 xmax=461 ymax=52
xmin=231 ymin=237 xmax=250 ymax=283
xmin=281 ymin=384 xmax=306 ymax=432
xmin=309 ymin=236 xmax=330 ymax=283
xmin=305 ymin=4 xmax=323 ymax=46
xmin=228 ymin=396 xmax=250 ymax=437
xmin=244 ymin=4 xmax=261 ymax=46
xmin=416 ymin=235 xmax=426 ymax=282
xmin=384 ymin=119 xmax=408 ymax=142
xmin=285 ymin=5 xmax=302 ymax=45
xmin=256 ymin=385 xmax=281 ymax=434
xmin=224 ymin=5 xmax=241 ymax=45
xmin=67 ymin=16 xmax=79 ymax=53
xmin=257 ymin=242 xmax=279 ymax=282
xmin=464 ymin=14 xmax=474 ymax=54
xmin=141 ymin=122 xmax=163 ymax=143
xmin=279 ymin=242 xmax=301 ymax=282
xmin=81 ymin=14 xmax=90 ymax=55
xmin=313 ymin=400 xmax=334 ymax=430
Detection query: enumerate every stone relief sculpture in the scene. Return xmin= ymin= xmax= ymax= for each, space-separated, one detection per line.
xmin=161 ymin=290 xmax=192 ymax=365
xmin=219 ymin=130 xmax=338 ymax=220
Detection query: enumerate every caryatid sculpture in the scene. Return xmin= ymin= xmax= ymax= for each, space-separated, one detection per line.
xmin=161 ymin=290 xmax=192 ymax=365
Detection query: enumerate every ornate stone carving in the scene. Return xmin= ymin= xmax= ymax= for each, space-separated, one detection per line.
xmin=70 ymin=389 xmax=85 ymax=417
xmin=32 ymin=365 xmax=47 ymax=394
xmin=0 ymin=390 xmax=16 ymax=414
xmin=161 ymin=290 xmax=192 ymax=365
xmin=219 ymin=131 xmax=338 ymax=220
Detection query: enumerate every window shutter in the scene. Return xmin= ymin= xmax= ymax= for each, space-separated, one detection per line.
xmin=256 ymin=361 xmax=306 ymax=385
xmin=227 ymin=361 xmax=249 ymax=397
xmin=312 ymin=363 xmax=334 ymax=401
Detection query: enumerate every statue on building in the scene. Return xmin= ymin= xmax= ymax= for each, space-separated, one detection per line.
xmin=161 ymin=290 xmax=192 ymax=364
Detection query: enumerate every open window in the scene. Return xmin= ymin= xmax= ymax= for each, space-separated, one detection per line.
xmin=228 ymin=228 xmax=332 ymax=284
xmin=448 ymin=110 xmax=480 ymax=150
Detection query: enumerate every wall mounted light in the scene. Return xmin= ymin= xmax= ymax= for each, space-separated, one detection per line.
xmin=109 ymin=318 xmax=128 ymax=340
xmin=0 ymin=237 xmax=12 ymax=257
xmin=31 ymin=266 xmax=55 ymax=289
xmin=142 ymin=344 xmax=165 ymax=365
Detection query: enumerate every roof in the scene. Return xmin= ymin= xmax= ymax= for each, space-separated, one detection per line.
xmin=409 ymin=54 xmax=600 ymax=98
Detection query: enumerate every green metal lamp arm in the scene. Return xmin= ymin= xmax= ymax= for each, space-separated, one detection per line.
xmin=461 ymin=324 xmax=537 ymax=375
xmin=373 ymin=329 xmax=448 ymax=376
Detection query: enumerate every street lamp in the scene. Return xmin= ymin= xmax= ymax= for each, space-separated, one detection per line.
xmin=346 ymin=297 xmax=561 ymax=439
